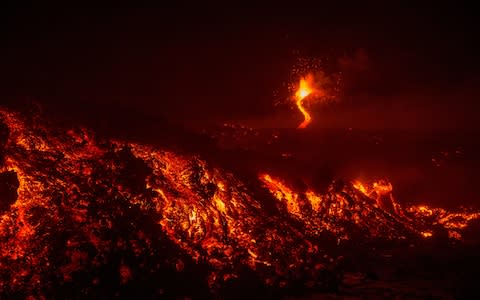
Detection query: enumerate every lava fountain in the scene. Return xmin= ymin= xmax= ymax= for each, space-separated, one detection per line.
xmin=295 ymin=74 xmax=314 ymax=129
xmin=294 ymin=73 xmax=327 ymax=129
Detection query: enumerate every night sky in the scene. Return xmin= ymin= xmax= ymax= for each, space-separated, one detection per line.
xmin=1 ymin=3 xmax=479 ymax=130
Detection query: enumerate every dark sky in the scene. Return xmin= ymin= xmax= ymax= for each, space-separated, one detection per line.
xmin=1 ymin=3 xmax=479 ymax=130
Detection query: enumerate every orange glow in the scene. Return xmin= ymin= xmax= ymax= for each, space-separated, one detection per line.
xmin=260 ymin=174 xmax=480 ymax=241
xmin=1 ymin=108 xmax=480 ymax=297
xmin=421 ymin=231 xmax=433 ymax=238
xmin=305 ymin=191 xmax=323 ymax=212
xmin=261 ymin=174 xmax=301 ymax=217
xmin=296 ymin=77 xmax=313 ymax=100
xmin=372 ymin=180 xmax=393 ymax=195
xmin=352 ymin=180 xmax=369 ymax=196
xmin=408 ymin=204 xmax=480 ymax=232
xmin=295 ymin=74 xmax=315 ymax=129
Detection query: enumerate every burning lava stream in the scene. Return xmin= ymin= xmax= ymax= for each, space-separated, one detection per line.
xmin=0 ymin=108 xmax=479 ymax=298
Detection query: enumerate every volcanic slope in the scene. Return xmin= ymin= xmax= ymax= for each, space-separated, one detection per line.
xmin=0 ymin=108 xmax=478 ymax=298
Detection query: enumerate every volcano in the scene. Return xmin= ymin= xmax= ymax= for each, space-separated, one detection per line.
xmin=0 ymin=107 xmax=479 ymax=299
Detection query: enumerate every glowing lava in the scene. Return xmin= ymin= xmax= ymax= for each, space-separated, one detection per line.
xmin=1 ymin=108 xmax=480 ymax=298
xmin=295 ymin=74 xmax=315 ymax=129
xmin=293 ymin=72 xmax=329 ymax=129
xmin=260 ymin=174 xmax=480 ymax=241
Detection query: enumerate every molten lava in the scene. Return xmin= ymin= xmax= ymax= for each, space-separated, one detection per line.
xmin=295 ymin=74 xmax=315 ymax=129
xmin=0 ymin=108 xmax=479 ymax=298
xmin=0 ymin=109 xmax=339 ymax=297
xmin=260 ymin=174 xmax=480 ymax=241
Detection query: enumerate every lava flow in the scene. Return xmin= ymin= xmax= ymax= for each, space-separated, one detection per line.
xmin=0 ymin=108 xmax=479 ymax=298
xmin=260 ymin=174 xmax=479 ymax=241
